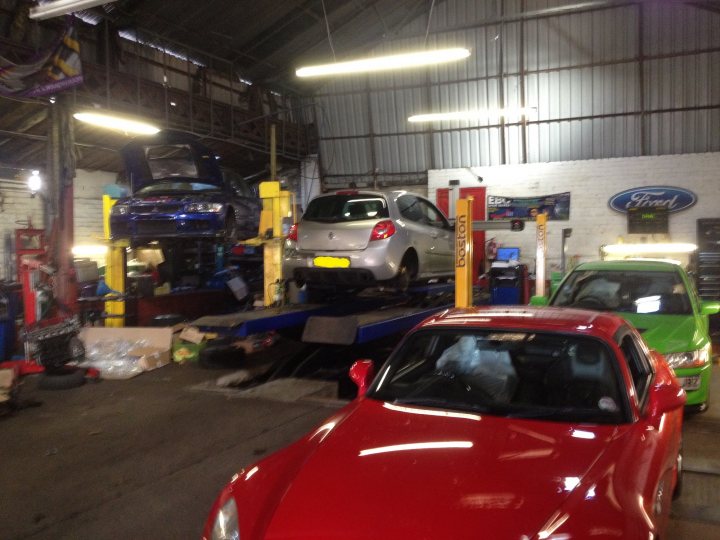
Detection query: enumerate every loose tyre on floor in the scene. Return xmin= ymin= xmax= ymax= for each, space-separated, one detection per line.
xmin=37 ymin=367 xmax=86 ymax=390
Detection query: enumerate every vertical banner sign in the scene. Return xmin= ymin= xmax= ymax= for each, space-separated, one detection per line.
xmin=0 ymin=22 xmax=83 ymax=97
xmin=455 ymin=197 xmax=473 ymax=308
xmin=535 ymin=213 xmax=547 ymax=297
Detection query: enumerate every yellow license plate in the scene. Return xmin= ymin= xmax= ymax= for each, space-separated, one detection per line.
xmin=313 ymin=256 xmax=350 ymax=268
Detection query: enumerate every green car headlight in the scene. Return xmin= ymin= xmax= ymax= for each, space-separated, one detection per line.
xmin=187 ymin=202 xmax=223 ymax=213
xmin=211 ymin=497 xmax=239 ymax=540
xmin=665 ymin=346 xmax=710 ymax=369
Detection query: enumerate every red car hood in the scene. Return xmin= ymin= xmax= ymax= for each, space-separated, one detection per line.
xmin=261 ymin=399 xmax=623 ymax=539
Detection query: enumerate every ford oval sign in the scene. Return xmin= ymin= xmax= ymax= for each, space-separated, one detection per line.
xmin=608 ymin=186 xmax=697 ymax=213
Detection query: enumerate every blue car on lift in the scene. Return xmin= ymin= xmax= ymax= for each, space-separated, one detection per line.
xmin=109 ymin=131 xmax=261 ymax=245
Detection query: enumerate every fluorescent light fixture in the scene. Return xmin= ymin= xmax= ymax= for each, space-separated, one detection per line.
xmin=409 ymin=107 xmax=537 ymax=123
xmin=601 ymin=243 xmax=698 ymax=255
xmin=30 ymin=0 xmax=119 ymax=20
xmin=74 ymin=111 xmax=160 ymax=135
xmin=296 ymin=47 xmax=470 ymax=77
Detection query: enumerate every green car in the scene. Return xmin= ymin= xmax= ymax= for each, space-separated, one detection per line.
xmin=532 ymin=259 xmax=720 ymax=411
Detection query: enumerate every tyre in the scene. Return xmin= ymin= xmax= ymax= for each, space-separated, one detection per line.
xmin=199 ymin=345 xmax=245 ymax=369
xmin=225 ymin=211 xmax=238 ymax=243
xmin=394 ymin=252 xmax=418 ymax=292
xmin=38 ymin=367 xmax=86 ymax=390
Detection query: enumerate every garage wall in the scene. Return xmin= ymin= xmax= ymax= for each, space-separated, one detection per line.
xmin=0 ymin=180 xmax=44 ymax=280
xmin=0 ymin=170 xmax=115 ymax=280
xmin=74 ymin=169 xmax=116 ymax=247
xmin=428 ymin=152 xmax=720 ymax=273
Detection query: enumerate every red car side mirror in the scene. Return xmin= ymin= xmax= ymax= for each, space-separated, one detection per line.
xmin=647 ymin=383 xmax=686 ymax=418
xmin=349 ymin=359 xmax=375 ymax=397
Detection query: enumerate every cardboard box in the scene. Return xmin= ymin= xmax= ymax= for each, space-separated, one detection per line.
xmin=178 ymin=326 xmax=205 ymax=344
xmin=131 ymin=346 xmax=170 ymax=371
xmin=0 ymin=368 xmax=16 ymax=404
xmin=79 ymin=327 xmax=173 ymax=373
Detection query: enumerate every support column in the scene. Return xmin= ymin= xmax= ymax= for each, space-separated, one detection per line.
xmin=49 ymin=95 xmax=77 ymax=311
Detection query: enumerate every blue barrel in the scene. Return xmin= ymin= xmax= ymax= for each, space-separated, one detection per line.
xmin=0 ymin=283 xmax=21 ymax=361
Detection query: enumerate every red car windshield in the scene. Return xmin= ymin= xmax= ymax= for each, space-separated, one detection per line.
xmin=370 ymin=329 xmax=627 ymax=424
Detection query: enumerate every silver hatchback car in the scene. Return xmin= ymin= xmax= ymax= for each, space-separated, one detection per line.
xmin=284 ymin=190 xmax=455 ymax=289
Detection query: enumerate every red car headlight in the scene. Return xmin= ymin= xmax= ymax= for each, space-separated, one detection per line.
xmin=210 ymin=497 xmax=240 ymax=540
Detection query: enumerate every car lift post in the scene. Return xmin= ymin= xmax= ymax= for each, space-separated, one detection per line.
xmin=258 ymin=125 xmax=294 ymax=307
xmin=455 ymin=197 xmax=474 ymax=308
xmin=535 ymin=213 xmax=548 ymax=297
xmin=103 ymin=195 xmax=126 ymax=327
xmin=455 ymin=199 xmax=527 ymax=308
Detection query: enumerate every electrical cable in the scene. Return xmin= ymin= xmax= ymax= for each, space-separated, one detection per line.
xmin=320 ymin=0 xmax=337 ymax=62
xmin=424 ymin=0 xmax=437 ymax=47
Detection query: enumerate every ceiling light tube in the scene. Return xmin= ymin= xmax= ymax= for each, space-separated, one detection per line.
xmin=73 ymin=111 xmax=160 ymax=135
xmin=30 ymin=0 xmax=119 ymax=20
xmin=408 ymin=107 xmax=537 ymax=123
xmin=601 ymin=243 xmax=698 ymax=255
xmin=296 ymin=47 xmax=470 ymax=78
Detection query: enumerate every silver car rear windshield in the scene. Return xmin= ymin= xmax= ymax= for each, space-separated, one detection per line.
xmin=304 ymin=195 xmax=389 ymax=223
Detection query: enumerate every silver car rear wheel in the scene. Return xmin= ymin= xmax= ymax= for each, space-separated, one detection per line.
xmin=394 ymin=252 xmax=418 ymax=292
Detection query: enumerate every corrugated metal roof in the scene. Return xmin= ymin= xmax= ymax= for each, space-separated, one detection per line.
xmin=314 ymin=0 xmax=720 ymax=187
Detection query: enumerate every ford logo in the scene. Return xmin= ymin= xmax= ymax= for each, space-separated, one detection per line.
xmin=608 ymin=186 xmax=696 ymax=213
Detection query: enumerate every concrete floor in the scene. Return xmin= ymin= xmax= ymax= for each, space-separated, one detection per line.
xmin=2 ymin=353 xmax=720 ymax=539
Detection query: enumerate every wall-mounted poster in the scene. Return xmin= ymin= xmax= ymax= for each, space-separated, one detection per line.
xmin=487 ymin=192 xmax=571 ymax=221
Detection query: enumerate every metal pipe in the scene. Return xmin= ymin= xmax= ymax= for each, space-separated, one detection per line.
xmin=270 ymin=123 xmax=277 ymax=181
xmin=318 ymin=104 xmax=720 ymax=141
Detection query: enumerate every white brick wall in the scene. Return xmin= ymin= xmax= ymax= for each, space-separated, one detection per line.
xmin=0 ymin=169 xmax=116 ymax=280
xmin=74 ymin=169 xmax=115 ymax=245
xmin=428 ymin=152 xmax=720 ymax=273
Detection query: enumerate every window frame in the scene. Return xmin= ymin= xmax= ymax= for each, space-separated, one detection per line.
xmin=616 ymin=327 xmax=655 ymax=411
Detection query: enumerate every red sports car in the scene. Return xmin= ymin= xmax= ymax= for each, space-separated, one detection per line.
xmin=203 ymin=306 xmax=685 ymax=540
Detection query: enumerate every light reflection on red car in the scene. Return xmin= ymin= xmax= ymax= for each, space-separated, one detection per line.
xmin=203 ymin=306 xmax=685 ymax=540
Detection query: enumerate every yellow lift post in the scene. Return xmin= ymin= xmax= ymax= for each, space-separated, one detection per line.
xmin=454 ymin=197 xmax=474 ymax=308
xmin=102 ymin=195 xmax=126 ymax=327
xmin=258 ymin=180 xmax=292 ymax=306
xmin=535 ymin=212 xmax=548 ymax=297
xmin=250 ymin=124 xmax=294 ymax=307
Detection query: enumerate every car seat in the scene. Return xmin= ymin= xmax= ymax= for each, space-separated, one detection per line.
xmin=545 ymin=344 xmax=619 ymax=411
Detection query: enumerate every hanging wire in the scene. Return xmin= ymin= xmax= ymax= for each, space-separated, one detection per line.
xmin=320 ymin=0 xmax=337 ymax=61
xmin=424 ymin=0 xmax=436 ymax=46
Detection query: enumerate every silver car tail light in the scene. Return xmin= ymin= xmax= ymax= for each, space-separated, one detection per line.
xmin=369 ymin=220 xmax=396 ymax=241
